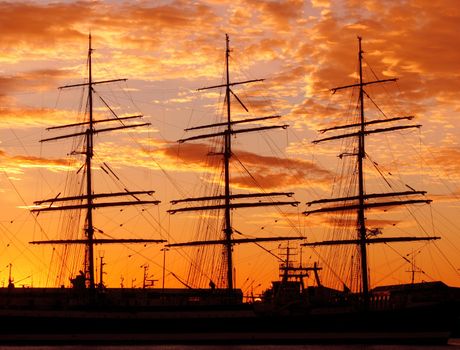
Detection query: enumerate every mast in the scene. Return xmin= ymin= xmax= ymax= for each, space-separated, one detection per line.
xmin=168 ymin=34 xmax=303 ymax=291
xmin=224 ymin=34 xmax=234 ymax=289
xmin=303 ymin=37 xmax=439 ymax=301
xmin=356 ymin=36 xmax=369 ymax=300
xmin=30 ymin=34 xmax=165 ymax=289
xmin=86 ymin=33 xmax=96 ymax=289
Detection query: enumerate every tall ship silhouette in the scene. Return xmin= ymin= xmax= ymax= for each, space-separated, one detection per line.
xmin=0 ymin=35 xmax=459 ymax=345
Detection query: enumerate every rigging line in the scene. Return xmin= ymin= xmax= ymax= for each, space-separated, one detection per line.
xmin=415 ymin=139 xmax=460 ymax=200
xmin=240 ymin=277 xmax=252 ymax=293
xmin=227 ymin=44 xmax=277 ymax=116
xmin=363 ymin=90 xmax=390 ymax=119
xmin=254 ymin=241 xmax=284 ymax=262
xmin=233 ymin=229 xmax=284 ymax=262
xmin=429 ymin=207 xmax=460 ymax=255
xmin=90 ymin=82 xmax=188 ymax=214
xmin=46 ymin=247 xmax=55 ymax=287
xmin=263 ymin=127 xmax=288 ymax=158
xmin=329 ymin=89 xmax=360 ymax=209
xmin=1 ymin=171 xmax=50 ymax=240
xmin=0 ymin=222 xmax=49 ymax=272
xmin=418 ymin=127 xmax=423 ymax=191
xmin=405 ymin=202 xmax=435 ymax=238
xmin=363 ymin=57 xmax=383 ymax=85
xmin=431 ymin=239 xmax=460 ymax=279
xmin=95 ymin=157 xmax=169 ymax=238
xmin=425 ymin=237 xmax=443 ymax=281
xmin=232 ymin=154 xmax=303 ymax=237
xmin=405 ymin=244 xmax=438 ymax=283
xmin=9 ymin=219 xmax=75 ymax=288
xmin=259 ymin=136 xmax=314 ymax=221
xmin=366 ymin=153 xmax=393 ymax=189
xmin=373 ymin=260 xmax=407 ymax=286
xmin=171 ymin=157 xmax=227 ymax=285
xmin=8 ymin=127 xmax=56 ymax=195
xmin=372 ymin=125 xmax=419 ymax=193
xmin=121 ymin=244 xmax=166 ymax=274
xmin=94 ymin=156 xmax=147 ymax=204
xmin=116 ymin=206 xmax=163 ymax=239
xmin=310 ymin=244 xmax=349 ymax=289
xmin=170 ymin=272 xmax=193 ymax=289
xmin=94 ymin=91 xmax=122 ymax=121
xmin=363 ymin=58 xmax=402 ymax=117
xmin=54 ymin=86 xmax=63 ymax=111
xmin=78 ymin=84 xmax=87 ymax=117
xmin=174 ymin=208 xmax=220 ymax=282
xmin=184 ymin=244 xmax=216 ymax=287
xmin=180 ymin=89 xmax=203 ymax=139
xmin=382 ymin=206 xmax=441 ymax=281
xmin=122 ymin=80 xmax=144 ymax=114
xmin=392 ymin=80 xmax=407 ymax=116
xmin=429 ymin=201 xmax=436 ymax=237
xmin=144 ymin=132 xmax=190 ymax=201
xmin=377 ymin=239 xmax=394 ymax=282
xmin=381 ymin=237 xmax=440 ymax=282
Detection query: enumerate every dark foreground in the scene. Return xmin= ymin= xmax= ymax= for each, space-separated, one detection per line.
xmin=0 ymin=283 xmax=458 ymax=346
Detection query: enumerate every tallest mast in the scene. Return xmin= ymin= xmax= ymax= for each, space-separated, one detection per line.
xmin=356 ymin=36 xmax=369 ymax=300
xmin=86 ymin=33 xmax=95 ymax=289
xmin=223 ymin=34 xmax=234 ymax=290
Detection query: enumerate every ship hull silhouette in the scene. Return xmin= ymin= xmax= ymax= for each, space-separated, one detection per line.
xmin=0 ymin=282 xmax=458 ymax=344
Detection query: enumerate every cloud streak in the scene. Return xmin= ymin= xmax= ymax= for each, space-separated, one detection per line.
xmin=0 ymin=149 xmax=77 ymax=174
xmin=153 ymin=141 xmax=333 ymax=191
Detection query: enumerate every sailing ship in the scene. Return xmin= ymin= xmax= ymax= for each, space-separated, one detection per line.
xmin=0 ymin=34 xmax=459 ymax=345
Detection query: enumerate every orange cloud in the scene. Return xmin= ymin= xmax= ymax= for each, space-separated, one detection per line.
xmin=253 ymin=0 xmax=306 ymax=32
xmin=0 ymin=149 xmax=77 ymax=174
xmin=0 ymin=2 xmax=88 ymax=45
xmin=424 ymin=147 xmax=460 ymax=180
xmin=299 ymin=0 xmax=460 ymax=123
xmin=0 ymin=106 xmax=77 ymax=128
xmin=155 ymin=141 xmax=333 ymax=190
xmin=308 ymin=215 xmax=401 ymax=230
xmin=0 ymin=69 xmax=72 ymax=101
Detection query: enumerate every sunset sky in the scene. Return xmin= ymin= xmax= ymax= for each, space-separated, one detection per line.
xmin=0 ymin=0 xmax=459 ymax=294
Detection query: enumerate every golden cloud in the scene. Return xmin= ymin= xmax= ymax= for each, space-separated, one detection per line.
xmin=0 ymin=106 xmax=76 ymax=128
xmin=0 ymin=69 xmax=73 ymax=101
xmin=154 ymin=141 xmax=333 ymax=190
xmin=424 ymin=147 xmax=460 ymax=180
xmin=0 ymin=149 xmax=77 ymax=174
